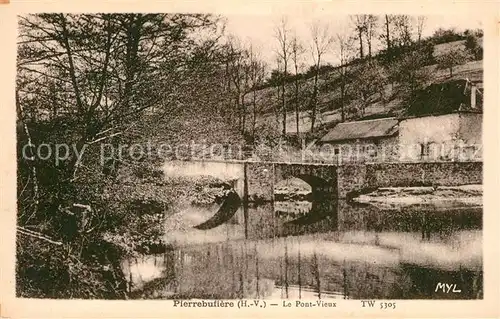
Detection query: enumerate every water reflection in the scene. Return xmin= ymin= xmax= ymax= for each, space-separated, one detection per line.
xmin=123 ymin=197 xmax=483 ymax=300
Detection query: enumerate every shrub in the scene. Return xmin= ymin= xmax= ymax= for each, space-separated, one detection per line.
xmin=464 ymin=34 xmax=483 ymax=60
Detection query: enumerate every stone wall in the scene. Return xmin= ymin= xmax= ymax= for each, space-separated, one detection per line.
xmin=246 ymin=162 xmax=338 ymax=202
xmin=274 ymin=163 xmax=337 ymax=193
xmin=338 ymin=161 xmax=483 ymax=198
xmin=167 ymin=160 xmax=482 ymax=202
xmin=245 ymin=162 xmax=275 ymax=202
xmin=337 ymin=165 xmax=368 ymax=198
xmin=366 ymin=162 xmax=483 ymax=188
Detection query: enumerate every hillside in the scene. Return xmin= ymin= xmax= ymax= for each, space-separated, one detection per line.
xmin=245 ymin=39 xmax=483 ymax=137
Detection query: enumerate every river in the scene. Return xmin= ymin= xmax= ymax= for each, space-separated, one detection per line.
xmin=121 ymin=185 xmax=482 ymax=300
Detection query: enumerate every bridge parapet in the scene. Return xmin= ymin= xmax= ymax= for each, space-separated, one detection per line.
xmin=164 ymin=160 xmax=482 ymax=202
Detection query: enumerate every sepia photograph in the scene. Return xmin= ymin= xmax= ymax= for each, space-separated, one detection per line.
xmin=13 ymin=11 xmax=485 ymax=302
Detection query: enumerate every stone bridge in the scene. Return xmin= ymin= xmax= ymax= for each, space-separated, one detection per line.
xmin=163 ymin=160 xmax=482 ymax=202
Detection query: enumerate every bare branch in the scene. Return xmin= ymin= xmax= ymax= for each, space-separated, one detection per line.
xmin=17 ymin=226 xmax=63 ymax=246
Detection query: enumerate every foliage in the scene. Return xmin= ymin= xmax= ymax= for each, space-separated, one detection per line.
xmin=266 ymin=69 xmax=293 ymax=85
xmin=387 ymin=49 xmax=432 ymax=103
xmin=351 ymin=61 xmax=388 ymax=117
xmin=253 ymin=118 xmax=283 ymax=148
xmin=464 ymin=34 xmax=483 ymax=61
xmin=430 ymin=28 xmax=465 ymax=44
xmin=405 ymin=80 xmax=474 ymax=117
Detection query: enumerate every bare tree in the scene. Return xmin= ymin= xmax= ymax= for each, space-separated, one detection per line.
xmin=437 ymin=47 xmax=470 ymax=77
xmin=226 ymin=37 xmax=247 ymax=133
xmin=225 ymin=37 xmax=256 ymax=134
xmin=393 ymin=15 xmax=414 ymax=47
xmin=380 ymin=14 xmax=399 ymax=62
xmin=352 ymin=60 xmax=387 ymax=118
xmin=384 ymin=14 xmax=392 ymax=50
xmin=365 ymin=15 xmax=379 ymax=57
xmin=380 ymin=14 xmax=393 ymax=52
xmin=416 ymin=16 xmax=427 ymax=42
xmin=388 ymin=49 xmax=432 ymax=102
xmin=334 ymin=32 xmax=354 ymax=122
xmin=274 ymin=17 xmax=292 ymax=136
xmin=273 ymin=57 xmax=283 ymax=127
xmin=351 ymin=15 xmax=368 ymax=59
xmin=240 ymin=50 xmax=252 ymax=134
xmin=309 ymin=22 xmax=333 ymax=132
xmin=290 ymin=34 xmax=305 ymax=136
xmin=248 ymin=45 xmax=267 ymax=139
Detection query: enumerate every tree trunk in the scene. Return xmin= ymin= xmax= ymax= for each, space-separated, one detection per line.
xmin=275 ymin=85 xmax=281 ymax=126
xmin=295 ymin=76 xmax=300 ymax=136
xmin=361 ymin=92 xmax=370 ymax=118
xmin=310 ymin=58 xmax=321 ymax=133
xmin=16 ymin=89 xmax=39 ymax=221
xmin=224 ymin=61 xmax=231 ymax=118
xmin=310 ymin=84 xmax=318 ymax=133
xmin=281 ymin=71 xmax=287 ymax=137
xmin=358 ymin=30 xmax=364 ymax=59
xmin=241 ymin=93 xmax=247 ymax=134
xmin=385 ymin=15 xmax=391 ymax=51
xmin=252 ymin=89 xmax=257 ymax=141
xmin=340 ymin=82 xmax=345 ymax=122
xmin=367 ymin=36 xmax=372 ymax=57
xmin=236 ymin=94 xmax=242 ymax=130
xmin=385 ymin=15 xmax=391 ymax=62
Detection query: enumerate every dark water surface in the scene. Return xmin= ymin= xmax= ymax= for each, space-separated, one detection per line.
xmin=123 ymin=197 xmax=483 ymax=300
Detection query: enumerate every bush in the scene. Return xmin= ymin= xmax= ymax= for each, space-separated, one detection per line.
xmin=464 ymin=34 xmax=483 ymax=60
xmin=430 ymin=28 xmax=465 ymax=44
xmin=387 ymin=49 xmax=431 ymax=102
xmin=405 ymin=80 xmax=470 ymax=116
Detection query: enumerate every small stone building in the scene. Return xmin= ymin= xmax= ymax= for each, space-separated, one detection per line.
xmin=317 ymin=111 xmax=482 ymax=163
xmin=399 ymin=78 xmax=483 ymax=161
xmin=398 ymin=111 xmax=482 ymax=162
xmin=317 ymin=117 xmax=400 ymax=163
xmin=317 ymin=78 xmax=483 ymax=163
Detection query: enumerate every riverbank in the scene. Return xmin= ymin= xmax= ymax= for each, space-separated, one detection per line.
xmin=353 ymin=184 xmax=482 ymax=208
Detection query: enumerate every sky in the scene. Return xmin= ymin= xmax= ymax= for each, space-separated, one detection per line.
xmin=224 ymin=14 xmax=483 ymax=69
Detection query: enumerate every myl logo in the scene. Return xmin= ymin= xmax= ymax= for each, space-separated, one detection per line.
xmin=435 ymin=283 xmax=462 ymax=293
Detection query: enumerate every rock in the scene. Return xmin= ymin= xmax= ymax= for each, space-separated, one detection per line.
xmin=436 ymin=184 xmax=482 ymax=196
xmin=352 ymin=184 xmax=483 ymax=208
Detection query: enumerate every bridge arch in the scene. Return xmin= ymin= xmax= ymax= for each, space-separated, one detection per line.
xmin=272 ymin=163 xmax=338 ymax=199
xmin=272 ymin=173 xmax=338 ymax=230
xmin=293 ymin=174 xmax=333 ymax=195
